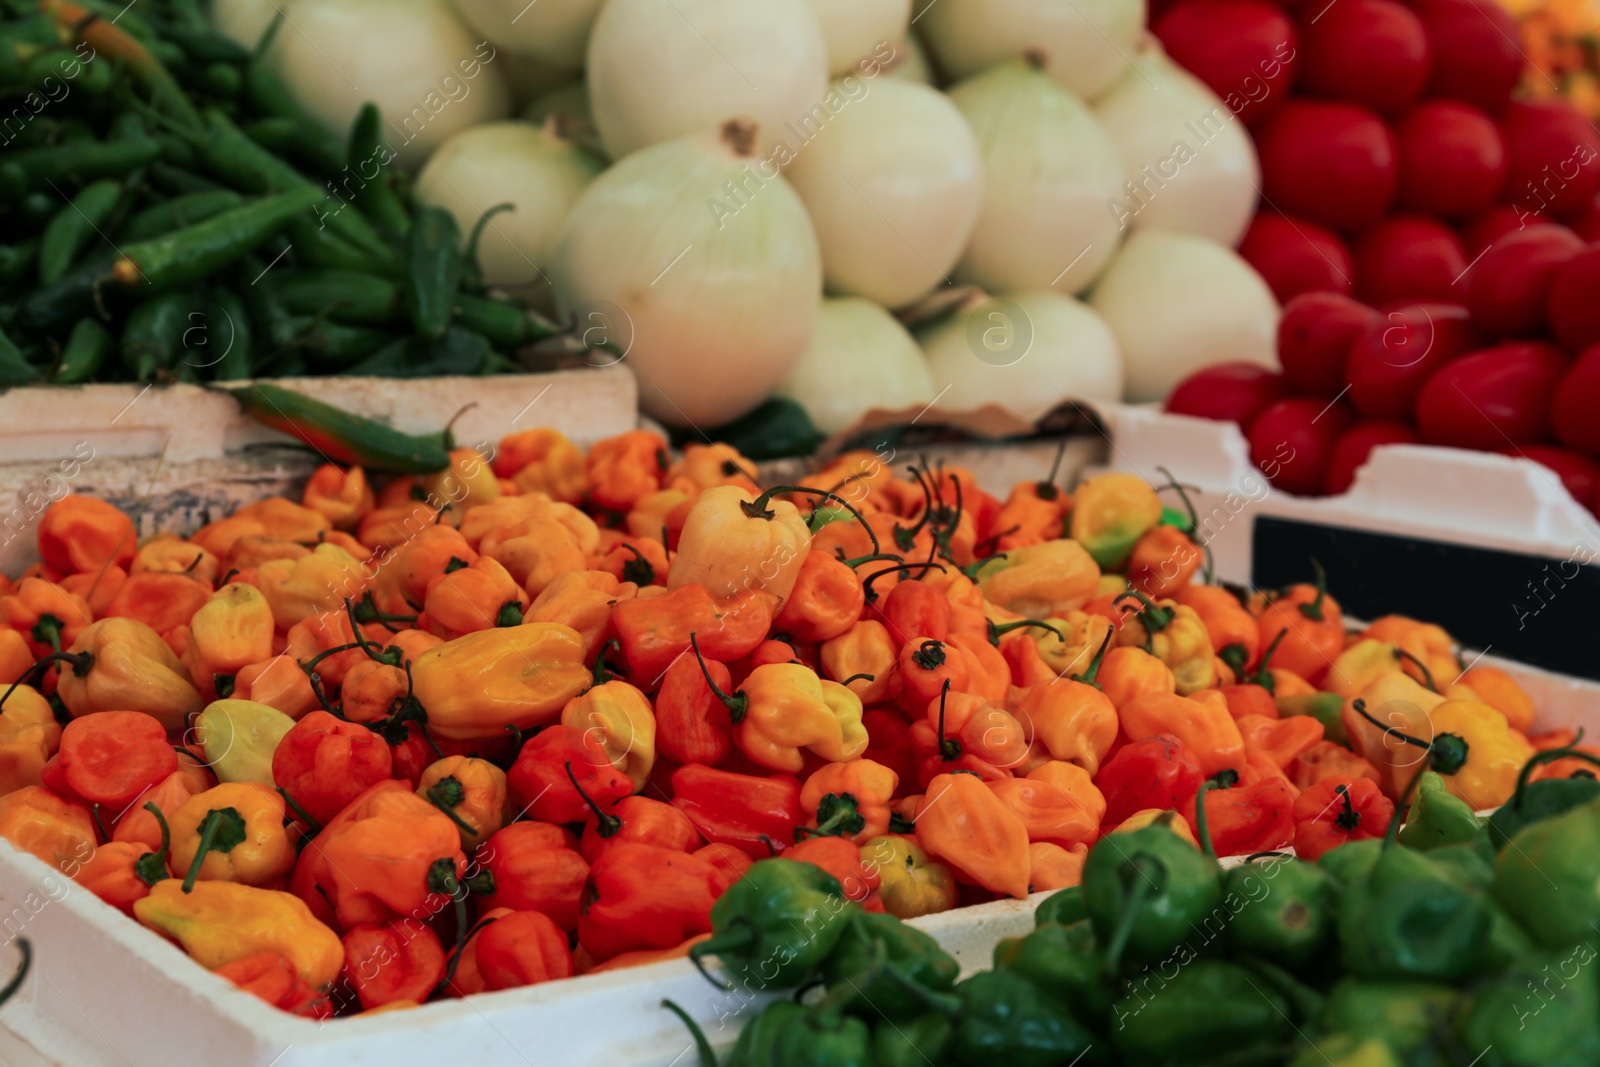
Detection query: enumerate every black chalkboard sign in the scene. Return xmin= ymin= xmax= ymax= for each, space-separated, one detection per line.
xmin=1251 ymin=516 xmax=1600 ymax=681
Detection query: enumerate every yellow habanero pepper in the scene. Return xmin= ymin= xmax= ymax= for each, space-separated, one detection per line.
xmin=195 ymin=700 xmax=297 ymax=787
xmin=1364 ymin=615 xmax=1458 ymax=690
xmin=1359 ymin=698 xmax=1531 ymax=811
xmin=560 ymin=655 xmax=657 ymax=791
xmin=526 ymin=571 xmax=639 ymax=660
xmin=1341 ymin=672 xmax=1446 ymax=799
xmin=168 ymin=783 xmax=296 ymax=888
xmin=135 ymin=880 xmax=344 ymax=988
xmin=1325 ymin=639 xmax=1419 ymax=700
xmin=417 ymin=756 xmax=511 ymax=851
xmin=976 ymin=539 xmax=1101 ymax=619
xmin=0 ymin=785 xmax=96 ymax=870
xmin=56 ymin=618 xmax=204 ymax=733
xmin=1113 ymin=591 xmax=1215 ymax=695
xmin=859 ymin=835 xmax=958 ymax=919
xmin=256 ymin=543 xmax=367 ymax=630
xmin=1111 ymin=808 xmax=1198 ymax=848
xmin=410 ymin=622 xmax=589 ymax=742
xmin=669 ymin=485 xmax=812 ymax=605
xmin=1068 ymin=472 xmax=1164 ymax=570
xmin=131 ymin=535 xmax=220 ymax=585
xmin=0 ymin=685 xmax=61 ymax=795
xmin=820 ymin=620 xmax=896 ymax=705
xmin=727 ymin=663 xmax=868 ymax=774
xmin=183 ymin=584 xmax=276 ymax=699
xmin=419 ymin=448 xmax=500 ymax=524
xmin=495 ymin=429 xmax=587 ymax=504
xmin=1030 ymin=610 xmax=1115 ymax=677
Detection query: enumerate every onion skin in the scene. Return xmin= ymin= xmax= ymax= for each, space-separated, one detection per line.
xmin=806 ymin=0 xmax=912 ymax=76
xmin=918 ymin=0 xmax=1146 ymax=100
xmin=453 ymin=0 xmax=606 ymax=72
xmin=778 ymin=297 xmax=934 ymax=434
xmin=552 ymin=126 xmax=822 ymax=428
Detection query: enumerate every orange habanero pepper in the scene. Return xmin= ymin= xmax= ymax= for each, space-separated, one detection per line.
xmin=915 ymin=772 xmax=1031 ymax=899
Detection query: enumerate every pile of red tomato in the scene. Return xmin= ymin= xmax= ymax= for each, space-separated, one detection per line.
xmin=1154 ymin=0 xmax=1600 ymax=505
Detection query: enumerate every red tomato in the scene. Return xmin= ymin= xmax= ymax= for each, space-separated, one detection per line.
xmin=1256 ymin=101 xmax=1398 ymax=231
xmin=1247 ymin=397 xmax=1355 ymax=496
xmin=1326 ymin=420 xmax=1420 ymax=494
xmin=1345 ymin=304 xmax=1480 ymax=417
xmin=1546 ymin=244 xmax=1600 ymax=353
xmin=1238 ymin=211 xmax=1354 ymax=301
xmin=1410 ymin=0 xmax=1523 ymax=113
xmin=1353 ymin=217 xmax=1469 ymax=304
xmin=1498 ymin=100 xmax=1600 ymax=221
xmin=1277 ymin=291 xmax=1378 ymax=396
xmin=1297 ymin=0 xmax=1430 ymax=115
xmin=1166 ymin=362 xmax=1288 ymax=426
xmin=1459 ymin=206 xmax=1545 ymax=257
xmin=1550 ymin=344 xmax=1600 ymax=451
xmin=1464 ymin=224 xmax=1585 ymax=338
xmin=1153 ymin=1 xmax=1298 ymax=127
xmin=1497 ymin=444 xmax=1600 ymax=507
xmin=1415 ymin=342 xmax=1568 ymax=448
xmin=1395 ymin=101 xmax=1508 ymax=218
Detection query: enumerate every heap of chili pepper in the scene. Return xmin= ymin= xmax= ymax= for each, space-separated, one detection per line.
xmin=0 ymin=0 xmax=599 ymax=387
xmin=0 ymin=422 xmax=1577 ymax=1028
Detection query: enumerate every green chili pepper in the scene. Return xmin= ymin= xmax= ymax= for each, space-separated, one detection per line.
xmin=1396 ymin=771 xmax=1482 ymax=852
xmin=1317 ymin=837 xmax=1383 ymax=887
xmin=689 ymin=858 xmax=857 ymax=992
xmin=1224 ymin=854 xmax=1339 ymax=971
xmin=0 ymin=325 xmax=39 ymax=386
xmin=19 ymin=192 xmax=58 ymax=227
xmin=147 ymin=163 xmax=222 ymax=196
xmin=405 ymin=206 xmax=462 ymax=340
xmin=38 ymin=179 xmax=120 ymax=286
xmin=1322 ymin=977 xmax=1459 ymax=1066
xmin=1083 ymin=814 xmax=1223 ymax=972
xmin=242 ymin=116 xmax=301 ymax=155
xmin=206 ymin=290 xmax=254 ymax=381
xmin=296 ymin=321 xmax=403 ymax=369
xmin=121 ymin=292 xmax=203 ymax=382
xmin=346 ymin=102 xmax=411 ymax=238
xmin=992 ymin=920 xmax=1111 ymax=1024
xmin=952 ymin=969 xmax=1104 ymax=1067
xmin=163 ymin=23 xmax=251 ymax=63
xmin=1032 ymin=884 xmax=1086 ymax=927
xmin=344 ymin=327 xmax=491 ymax=379
xmin=122 ymin=191 xmax=245 ymax=243
xmin=454 ymin=293 xmax=559 ymax=348
xmin=1493 ymin=794 xmax=1600 ymax=948
xmin=0 ymin=138 xmax=161 ymax=199
xmin=240 ymin=255 xmax=297 ymax=350
xmin=0 ymin=239 xmax=38 ymax=289
xmin=821 ymin=911 xmax=959 ymax=1020
xmin=54 ymin=317 xmax=113 ymax=384
xmin=283 ymin=215 xmax=391 ymax=275
xmin=13 ymin=254 xmax=111 ymax=338
xmin=108 ymin=188 xmax=321 ymax=291
xmin=191 ymin=61 xmax=241 ymax=98
xmin=221 ymin=382 xmax=453 ymax=473
xmin=1454 ymin=943 xmax=1600 ymax=1067
xmin=270 ymin=269 xmax=401 ymax=325
xmin=1487 ymin=742 xmax=1600 ymax=850
xmin=767 ymin=996 xmax=874 ymax=1067
xmin=726 ymin=998 xmax=806 ymax=1067
xmin=873 ymin=1012 xmax=951 ymax=1067
xmin=241 ymin=56 xmax=346 ymax=178
xmin=1276 ymin=691 xmax=1351 ymax=747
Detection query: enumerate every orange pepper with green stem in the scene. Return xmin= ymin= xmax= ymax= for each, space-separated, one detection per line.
xmin=168 ymin=783 xmax=296 ymax=889
xmin=113 ymin=771 xmax=201 ymax=850
xmin=421 ymin=556 xmax=529 ymax=638
xmin=183 ymin=583 xmax=275 ymax=701
xmin=1097 ymin=646 xmax=1176 ymax=709
xmin=989 ymin=475 xmax=1069 ymax=554
xmin=37 ymin=495 xmax=136 ymax=576
xmin=1010 ymin=630 xmax=1120 ymax=776
xmin=417 ymin=756 xmax=510 ymax=852
xmin=668 ymin=484 xmax=814 ymax=605
xmin=1124 ymin=523 xmax=1204 ymax=601
xmin=596 ymin=538 xmax=668 ymax=588
xmin=1113 ymin=590 xmax=1216 ymax=695
xmin=1256 ymin=561 xmax=1345 ymax=686
xmin=910 ymin=682 xmax=1030 ymax=787
xmin=383 ymin=524 xmax=477 ymax=615
xmin=131 ymin=537 xmax=219 ymax=585
xmin=666 ymin=442 xmax=758 ymax=494
xmin=1364 ymin=615 xmax=1458 ymax=688
xmin=914 ymin=771 xmax=1031 ymax=899
xmin=999 ymin=629 xmax=1060 ymax=689
xmin=49 ymin=619 xmax=202 ymax=732
xmin=799 ymin=759 xmax=899 ymax=845
xmin=75 ymin=801 xmax=172 ymax=915
xmin=573 ymin=787 xmax=700 ymax=865
xmin=696 ymin=648 xmax=867 ymax=774
xmin=1 ymin=577 xmax=91 ymax=656
xmin=895 ymin=636 xmax=969 ymax=716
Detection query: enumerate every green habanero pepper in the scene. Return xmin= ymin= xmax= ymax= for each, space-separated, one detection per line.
xmin=726 ymin=999 xmax=807 ymax=1067
xmin=1339 ymin=845 xmax=1491 ymax=982
xmin=1322 ymin=978 xmax=1459 ymax=1067
xmin=1224 ymin=854 xmax=1339 ymax=971
xmin=1454 ymin=943 xmax=1600 ymax=1067
xmin=768 ymin=989 xmax=875 ymax=1067
xmin=688 ymin=858 xmax=858 ymax=992
xmin=1112 ymin=959 xmax=1294 ymax=1065
xmin=1397 ymin=771 xmax=1482 ymax=852
xmin=1083 ymin=814 xmax=1223 ymax=972
xmin=1493 ymin=794 xmax=1600 ymax=948
xmin=992 ymin=920 xmax=1111 ymax=1024
xmin=1287 ymin=1034 xmax=1403 ymax=1067
xmin=874 ymin=1012 xmax=952 ymax=1067
xmin=1486 ymin=742 xmax=1600 ymax=851
xmin=950 ymin=969 xmax=1105 ymax=1067
xmin=820 ymin=911 xmax=959 ymax=1021
xmin=1033 ymin=884 xmax=1086 ymax=927
xmin=1317 ymin=837 xmax=1383 ymax=887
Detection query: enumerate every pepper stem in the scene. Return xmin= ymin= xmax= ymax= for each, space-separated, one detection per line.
xmin=1194 ymin=770 xmax=1238 ymax=859
xmin=688 ymin=631 xmax=748 ymax=723
xmin=1114 ymin=589 xmax=1174 ymax=632
xmin=1103 ymin=856 xmax=1163 ymax=978
xmin=181 ymin=807 xmax=247 ymax=893
xmin=593 ymin=639 xmax=621 ymax=687
xmin=350 ymin=590 xmax=418 ymax=627
xmin=1509 ymin=730 xmax=1600 ymax=810
xmin=426 ymin=858 xmax=471 ymax=986
xmin=1332 ymin=784 xmax=1360 ymax=832
xmin=860 ymin=560 xmax=945 ymax=604
xmin=134 ymin=802 xmax=172 ymax=886
xmin=687 ymin=922 xmax=757 ymax=991
xmin=1297 ymin=559 xmax=1328 ymax=622
xmin=0 ymin=651 xmax=94 ymax=711
xmin=1247 ymin=629 xmax=1290 ymax=694
xmin=987 ymin=618 xmax=1064 ymax=648
xmin=935 ymin=679 xmax=960 ymax=762
xmin=564 ymin=760 xmax=622 ymax=838
xmin=435 ymin=915 xmax=500 ymax=998
xmin=1155 ymin=466 xmax=1200 ymax=537
xmin=425 ymin=776 xmax=483 ymax=840
xmin=276 ymin=788 xmax=322 ymax=840
xmin=342 ymin=599 xmax=402 ymax=666
xmin=618 ymin=543 xmax=655 ymax=586
xmin=1392 ymin=647 xmax=1438 ymax=693
xmin=1070 ymin=627 xmax=1116 ymax=688
xmin=742 ymin=485 xmax=883 ymax=557
xmin=839 ymin=673 xmax=876 ymax=686
xmin=659 ymin=1000 xmax=718 ymax=1067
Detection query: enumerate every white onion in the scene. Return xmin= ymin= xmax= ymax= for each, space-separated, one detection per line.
xmin=1089 ymin=229 xmax=1277 ymax=403
xmin=778 ymin=297 xmax=935 ymax=433
xmin=920 ymin=290 xmax=1123 ymax=422
xmin=452 ymin=0 xmax=604 ymax=71
xmin=553 ymin=122 xmax=822 ymax=426
xmin=784 ymin=78 xmax=981 ymax=309
xmin=1092 ymin=41 xmax=1260 ymax=247
xmin=586 ymin=0 xmax=829 ymax=162
xmin=918 ymin=0 xmax=1146 ymax=100
xmin=416 ymin=122 xmax=602 ymax=288
xmin=499 ymin=54 xmax=572 ymax=110
xmin=947 ymin=57 xmax=1127 ymax=295
xmin=886 ymin=36 xmax=934 ymax=84
xmin=807 ymin=0 xmax=912 ymax=76
xmin=211 ymin=0 xmax=279 ymax=48
xmin=523 ymin=81 xmax=602 ymax=155
xmin=275 ymin=0 xmax=509 ymax=168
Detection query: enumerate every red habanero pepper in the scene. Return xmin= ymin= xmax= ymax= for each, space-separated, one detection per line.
xmin=272 ymin=711 xmax=393 ymax=828
xmin=575 ymin=790 xmax=702 ymax=865
xmin=896 ymin=637 xmax=969 ymax=716
xmin=477 ymin=823 xmax=589 ymax=931
xmin=1095 ymin=733 xmax=1204 ymax=828
xmin=1256 ymin=561 xmax=1344 ymax=685
xmin=610 ymin=585 xmax=771 ymax=686
xmin=506 ymin=726 xmax=633 ymax=825
xmin=668 ymin=764 xmax=803 ymax=859
xmin=908 ymin=683 xmax=1028 ymax=788
xmin=876 ymin=580 xmax=951 ymax=646
xmin=476 ymin=910 xmax=574 ymax=991
xmin=341 ymin=919 xmax=447 ymax=1010
xmin=861 ymin=710 xmax=916 ymax=798
xmin=732 ymin=639 xmax=804 ymax=684
xmin=576 ymin=842 xmax=730 ymax=961
xmin=47 ymin=711 xmax=177 ymax=813
xmin=654 ymin=650 xmax=736 ymax=766
xmin=1292 ymin=776 xmax=1394 ymax=861
xmin=785 ymin=836 xmax=883 ymax=911
xmin=1183 ymin=771 xmax=1296 ymax=858
xmin=214 ymin=952 xmax=330 ymax=1018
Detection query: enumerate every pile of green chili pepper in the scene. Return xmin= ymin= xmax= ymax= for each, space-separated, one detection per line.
xmin=0 ymin=0 xmax=581 ymax=387
xmin=672 ymin=742 xmax=1600 ymax=1067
